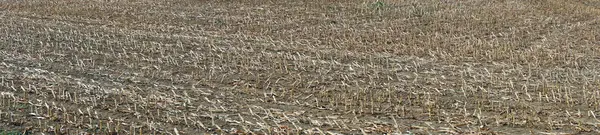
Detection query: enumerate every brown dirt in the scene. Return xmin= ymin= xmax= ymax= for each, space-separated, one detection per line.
xmin=1 ymin=0 xmax=600 ymax=134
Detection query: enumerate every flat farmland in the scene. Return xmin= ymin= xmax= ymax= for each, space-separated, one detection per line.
xmin=1 ymin=0 xmax=600 ymax=134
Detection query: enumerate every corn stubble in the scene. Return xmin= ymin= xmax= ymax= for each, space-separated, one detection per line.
xmin=1 ymin=0 xmax=600 ymax=134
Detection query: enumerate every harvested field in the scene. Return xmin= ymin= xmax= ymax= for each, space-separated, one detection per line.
xmin=1 ymin=0 xmax=600 ymax=134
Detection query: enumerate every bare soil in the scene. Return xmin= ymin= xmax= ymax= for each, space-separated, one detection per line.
xmin=1 ymin=0 xmax=600 ymax=134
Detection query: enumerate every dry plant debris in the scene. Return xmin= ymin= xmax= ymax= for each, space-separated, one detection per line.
xmin=1 ymin=0 xmax=600 ymax=134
